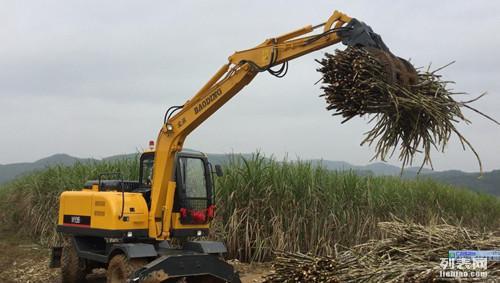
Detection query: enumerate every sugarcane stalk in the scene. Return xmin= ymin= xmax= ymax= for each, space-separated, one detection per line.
xmin=315 ymin=47 xmax=498 ymax=173
xmin=264 ymin=221 xmax=500 ymax=283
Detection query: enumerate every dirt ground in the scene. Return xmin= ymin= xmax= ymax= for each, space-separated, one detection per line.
xmin=0 ymin=231 xmax=270 ymax=283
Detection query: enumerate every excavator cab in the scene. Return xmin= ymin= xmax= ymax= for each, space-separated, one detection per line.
xmin=138 ymin=149 xmax=219 ymax=226
xmin=138 ymin=149 xmax=219 ymax=235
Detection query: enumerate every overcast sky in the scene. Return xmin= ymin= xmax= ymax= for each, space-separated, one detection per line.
xmin=1 ymin=1 xmax=499 ymax=171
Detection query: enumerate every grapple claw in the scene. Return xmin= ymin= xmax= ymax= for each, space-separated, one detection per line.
xmin=338 ymin=18 xmax=419 ymax=87
xmin=365 ymin=47 xmax=418 ymax=87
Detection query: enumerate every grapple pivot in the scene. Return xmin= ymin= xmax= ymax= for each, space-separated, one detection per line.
xmin=338 ymin=18 xmax=419 ymax=87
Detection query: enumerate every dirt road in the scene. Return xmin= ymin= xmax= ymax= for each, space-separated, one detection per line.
xmin=0 ymin=232 xmax=269 ymax=283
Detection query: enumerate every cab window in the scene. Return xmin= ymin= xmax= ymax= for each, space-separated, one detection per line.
xmin=178 ymin=157 xmax=207 ymax=199
xmin=139 ymin=153 xmax=155 ymax=186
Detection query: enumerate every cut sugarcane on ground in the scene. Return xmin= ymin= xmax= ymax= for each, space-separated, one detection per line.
xmin=317 ymin=47 xmax=499 ymax=172
xmin=264 ymin=221 xmax=500 ymax=283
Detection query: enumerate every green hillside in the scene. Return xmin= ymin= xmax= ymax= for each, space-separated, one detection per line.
xmin=0 ymin=154 xmax=95 ymax=184
xmin=424 ymin=170 xmax=500 ymax=196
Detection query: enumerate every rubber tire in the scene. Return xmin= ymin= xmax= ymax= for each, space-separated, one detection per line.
xmin=107 ymin=254 xmax=147 ymax=283
xmin=61 ymin=241 xmax=87 ymax=283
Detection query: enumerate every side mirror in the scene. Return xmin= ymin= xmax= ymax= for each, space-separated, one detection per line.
xmin=214 ymin=164 xmax=224 ymax=177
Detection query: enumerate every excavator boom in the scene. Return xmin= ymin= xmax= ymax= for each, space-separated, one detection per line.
xmin=149 ymin=10 xmax=411 ymax=240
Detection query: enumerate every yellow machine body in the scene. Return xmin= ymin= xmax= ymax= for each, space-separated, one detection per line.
xmin=57 ymin=181 xmax=210 ymax=237
xmin=58 ymin=191 xmax=149 ymax=234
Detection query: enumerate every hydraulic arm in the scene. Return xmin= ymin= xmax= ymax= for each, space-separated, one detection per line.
xmin=149 ymin=11 xmax=351 ymax=239
xmin=149 ymin=10 xmax=408 ymax=240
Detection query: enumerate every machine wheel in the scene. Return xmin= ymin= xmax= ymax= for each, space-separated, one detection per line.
xmin=107 ymin=254 xmax=147 ymax=283
xmin=61 ymin=241 xmax=87 ymax=283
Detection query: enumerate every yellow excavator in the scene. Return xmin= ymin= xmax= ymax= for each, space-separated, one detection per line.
xmin=51 ymin=9 xmax=416 ymax=283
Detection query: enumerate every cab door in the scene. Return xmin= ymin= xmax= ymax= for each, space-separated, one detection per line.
xmin=170 ymin=153 xmax=215 ymax=237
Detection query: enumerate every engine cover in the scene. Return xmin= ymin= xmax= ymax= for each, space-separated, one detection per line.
xmin=57 ymin=190 xmax=149 ymax=238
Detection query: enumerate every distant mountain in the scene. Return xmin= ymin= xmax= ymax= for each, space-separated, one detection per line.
xmin=0 ymin=154 xmax=95 ymax=184
xmin=0 ymin=151 xmax=241 ymax=185
xmin=424 ymin=170 xmax=500 ymax=196
xmin=310 ymin=160 xmax=433 ymax=176
xmin=0 ymin=153 xmax=498 ymax=196
xmin=206 ymin=152 xmax=256 ymax=165
xmin=103 ymin=153 xmax=138 ymax=162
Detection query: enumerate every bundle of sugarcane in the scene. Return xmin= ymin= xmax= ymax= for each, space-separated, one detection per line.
xmin=317 ymin=47 xmax=498 ymax=172
xmin=264 ymin=252 xmax=339 ymax=282
xmin=264 ymin=221 xmax=500 ymax=282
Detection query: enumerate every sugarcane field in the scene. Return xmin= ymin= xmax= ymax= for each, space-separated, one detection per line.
xmin=1 ymin=1 xmax=500 ymax=283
